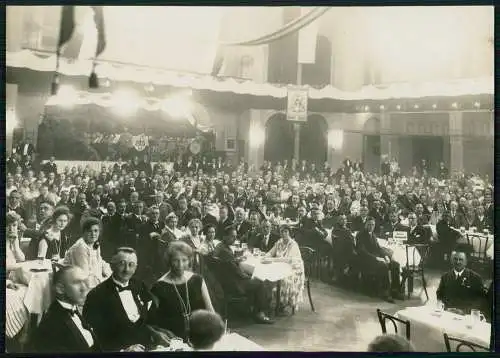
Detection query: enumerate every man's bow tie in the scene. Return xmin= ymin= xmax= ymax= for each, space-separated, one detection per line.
xmin=64 ymin=307 xmax=80 ymax=316
xmin=115 ymin=284 xmax=132 ymax=292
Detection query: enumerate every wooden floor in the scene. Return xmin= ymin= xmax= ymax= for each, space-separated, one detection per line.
xmin=229 ymin=270 xmax=444 ymax=351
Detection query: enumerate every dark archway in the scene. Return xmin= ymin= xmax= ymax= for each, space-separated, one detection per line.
xmin=264 ymin=113 xmax=294 ymax=163
xmin=363 ymin=117 xmax=381 ymax=173
xmin=299 ymin=114 xmax=328 ymax=165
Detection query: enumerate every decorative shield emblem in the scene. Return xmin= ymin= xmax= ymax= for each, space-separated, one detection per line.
xmin=132 ymin=134 xmax=149 ymax=152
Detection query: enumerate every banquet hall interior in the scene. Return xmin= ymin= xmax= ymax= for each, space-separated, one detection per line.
xmin=5 ymin=5 xmax=495 ymax=353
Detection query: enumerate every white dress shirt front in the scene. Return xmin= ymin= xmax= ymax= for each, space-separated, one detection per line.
xmin=112 ymin=278 xmax=140 ymax=323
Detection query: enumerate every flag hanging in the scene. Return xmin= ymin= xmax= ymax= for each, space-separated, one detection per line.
xmin=286 ymin=85 xmax=309 ymax=122
xmin=297 ymin=7 xmax=319 ymax=64
xmin=52 ymin=6 xmax=76 ymax=95
xmin=89 ymin=6 xmax=106 ymax=89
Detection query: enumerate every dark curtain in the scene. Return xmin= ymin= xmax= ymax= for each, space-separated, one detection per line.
xmin=299 ymin=115 xmax=328 ymax=164
xmin=264 ymin=114 xmax=294 ymax=163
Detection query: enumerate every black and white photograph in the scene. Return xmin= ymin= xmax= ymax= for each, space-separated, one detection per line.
xmin=5 ymin=5 xmax=494 ymax=353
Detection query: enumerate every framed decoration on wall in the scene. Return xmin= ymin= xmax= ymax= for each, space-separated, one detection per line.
xmin=225 ymin=138 xmax=236 ymax=151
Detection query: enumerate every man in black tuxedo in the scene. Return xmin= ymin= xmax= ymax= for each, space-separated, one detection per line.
xmin=17 ymin=139 xmax=35 ymax=160
xmin=30 ymin=266 xmax=101 ymax=353
xmin=331 ymin=214 xmax=358 ymax=284
xmin=436 ymin=249 xmax=485 ymax=314
xmin=213 ymin=228 xmax=273 ymax=324
xmin=240 ymin=211 xmax=261 ymax=246
xmin=356 ymin=217 xmax=402 ymax=302
xmin=216 ymin=205 xmax=233 ymax=239
xmin=300 ymin=208 xmax=330 ymax=253
xmin=83 ymin=248 xmax=162 ymax=351
xmin=200 ymin=202 xmax=218 ymax=228
xmin=249 ymin=220 xmax=279 ymax=253
xmin=233 ymin=207 xmax=251 ymax=238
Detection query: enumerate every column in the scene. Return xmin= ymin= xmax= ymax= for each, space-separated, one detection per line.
xmin=6 ymin=84 xmax=19 ymax=153
xmin=449 ymin=111 xmax=464 ymax=174
xmin=380 ymin=111 xmax=392 ymax=160
xmin=293 ymin=123 xmax=301 ymax=161
xmin=6 ymin=6 xmax=25 ymax=52
xmin=246 ymin=109 xmax=265 ymax=172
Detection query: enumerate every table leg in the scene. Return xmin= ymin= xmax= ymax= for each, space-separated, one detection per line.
xmin=275 ymin=281 xmax=281 ymax=316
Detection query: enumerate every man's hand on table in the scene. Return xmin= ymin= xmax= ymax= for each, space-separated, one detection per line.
xmin=121 ymin=344 xmax=146 ymax=352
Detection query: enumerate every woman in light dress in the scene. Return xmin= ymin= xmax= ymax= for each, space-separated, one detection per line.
xmin=265 ymin=224 xmax=305 ymax=314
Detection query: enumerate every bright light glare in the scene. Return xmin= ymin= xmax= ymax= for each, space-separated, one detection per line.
xmin=56 ymin=85 xmax=78 ymax=108
xmin=249 ymin=124 xmax=265 ymax=148
xmin=112 ymin=89 xmax=140 ymax=117
xmin=161 ymin=97 xmax=191 ymax=119
xmin=365 ymin=7 xmax=493 ymax=82
xmin=328 ymin=129 xmax=344 ymax=150
xmin=6 ymin=110 xmax=18 ymax=135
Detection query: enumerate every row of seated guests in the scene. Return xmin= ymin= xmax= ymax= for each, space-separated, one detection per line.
xmin=7 ymin=210 xmax=306 ymax=352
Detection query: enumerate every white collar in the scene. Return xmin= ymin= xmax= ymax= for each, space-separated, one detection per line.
xmin=453 ymin=269 xmax=465 ymax=277
xmin=112 ymin=277 xmax=129 ymax=288
xmin=57 ymin=299 xmax=77 ymax=311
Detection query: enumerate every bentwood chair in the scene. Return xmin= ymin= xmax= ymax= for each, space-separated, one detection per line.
xmin=443 ymin=333 xmax=491 ymax=352
xmin=466 ymin=234 xmax=492 ymax=275
xmin=298 ymin=246 xmax=316 ymax=313
xmin=376 ymin=309 xmax=411 ymax=340
xmin=400 ymin=244 xmax=430 ymax=300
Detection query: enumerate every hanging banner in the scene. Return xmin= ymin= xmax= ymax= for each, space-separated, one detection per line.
xmin=132 ymin=134 xmax=149 ymax=152
xmin=287 ymin=85 xmax=309 ymax=122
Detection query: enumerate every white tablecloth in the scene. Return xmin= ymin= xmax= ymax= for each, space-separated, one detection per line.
xmin=377 ymin=239 xmax=421 ymax=268
xmin=213 ymin=333 xmax=265 ymax=351
xmin=395 ymin=306 xmax=491 ymax=351
xmin=240 ymin=256 xmax=293 ymax=282
xmin=20 ymin=260 xmax=53 ymax=315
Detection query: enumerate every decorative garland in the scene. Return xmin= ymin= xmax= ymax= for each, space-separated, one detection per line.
xmin=7 ymin=50 xmax=494 ymax=100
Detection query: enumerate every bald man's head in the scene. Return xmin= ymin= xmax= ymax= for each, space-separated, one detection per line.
xmin=54 ymin=266 xmax=89 ymax=306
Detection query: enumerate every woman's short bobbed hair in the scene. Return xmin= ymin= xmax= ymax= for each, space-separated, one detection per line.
xmin=165 ymin=240 xmax=194 ymax=264
xmin=51 ymin=205 xmax=73 ymax=223
xmin=81 ymin=216 xmax=102 ymax=233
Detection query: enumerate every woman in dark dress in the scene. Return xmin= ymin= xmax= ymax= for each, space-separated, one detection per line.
xmin=149 ymin=241 xmax=215 ymax=341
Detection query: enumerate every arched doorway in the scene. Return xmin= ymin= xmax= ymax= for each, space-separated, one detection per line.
xmin=363 ymin=117 xmax=381 ymax=173
xmin=264 ymin=113 xmax=294 ymax=163
xmin=299 ymin=114 xmax=328 ymax=165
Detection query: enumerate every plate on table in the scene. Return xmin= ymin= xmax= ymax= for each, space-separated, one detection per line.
xmin=260 ymin=258 xmax=273 ymax=264
xmin=30 ymin=268 xmax=50 ymax=273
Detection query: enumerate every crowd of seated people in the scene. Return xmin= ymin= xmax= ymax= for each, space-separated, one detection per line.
xmin=5 ymin=151 xmax=494 ymax=351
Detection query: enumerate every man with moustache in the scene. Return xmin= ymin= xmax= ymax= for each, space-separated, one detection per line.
xmin=83 ymin=248 xmax=170 ymax=351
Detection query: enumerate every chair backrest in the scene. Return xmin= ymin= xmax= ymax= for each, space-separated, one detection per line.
xmin=405 ymin=244 xmax=429 ymax=269
xmin=467 ymin=234 xmax=489 ymax=260
xmin=443 ymin=333 xmax=491 ymax=352
xmin=299 ymin=246 xmax=316 ymax=278
xmin=376 ymin=309 xmax=411 ymax=340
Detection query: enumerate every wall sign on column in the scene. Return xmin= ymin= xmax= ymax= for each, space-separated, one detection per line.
xmin=286 ymin=85 xmax=309 ymax=122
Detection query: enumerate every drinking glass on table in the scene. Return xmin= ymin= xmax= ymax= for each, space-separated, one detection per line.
xmin=253 ymin=248 xmax=261 ymax=256
xmin=459 ymin=226 xmax=466 ymax=235
xmin=434 ymin=300 xmax=444 ymax=314
xmin=470 ymin=309 xmax=486 ymax=324
xmin=37 ymin=256 xmax=45 ymax=267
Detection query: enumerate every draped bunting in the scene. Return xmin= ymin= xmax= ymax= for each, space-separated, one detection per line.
xmin=220 ymin=7 xmax=330 ymax=47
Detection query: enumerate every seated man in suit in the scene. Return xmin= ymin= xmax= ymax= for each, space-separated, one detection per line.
xmin=436 ymin=212 xmax=464 ymax=260
xmin=213 ymin=228 xmax=274 ymax=324
xmin=356 ymin=217 xmax=402 ymax=303
xmin=83 ymin=247 xmax=166 ymax=351
xmin=407 ymin=212 xmax=431 ymax=245
xmin=383 ymin=210 xmax=409 ymax=238
xmin=248 ymin=219 xmax=279 ymax=253
xmin=30 ymin=266 xmax=101 ymax=352
xmin=331 ymin=214 xmax=358 ymax=285
xmin=436 ymin=249 xmax=485 ymax=314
